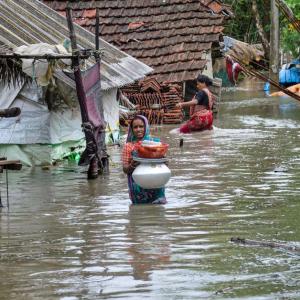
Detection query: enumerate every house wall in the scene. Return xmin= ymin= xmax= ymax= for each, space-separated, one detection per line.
xmin=0 ymin=83 xmax=120 ymax=165
xmin=0 ymin=82 xmax=84 ymax=145
xmin=182 ymin=49 xmax=222 ymax=114
xmin=102 ymin=88 xmax=120 ymax=144
xmin=201 ymin=50 xmax=214 ymax=78
xmin=183 ymin=51 xmax=214 ymax=100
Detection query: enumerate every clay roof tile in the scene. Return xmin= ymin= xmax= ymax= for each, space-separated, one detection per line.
xmin=42 ymin=0 xmax=230 ymax=83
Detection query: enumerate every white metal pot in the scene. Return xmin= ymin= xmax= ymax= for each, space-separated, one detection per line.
xmin=132 ymin=161 xmax=171 ymax=189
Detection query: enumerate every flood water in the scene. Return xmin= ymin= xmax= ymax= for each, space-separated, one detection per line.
xmin=1 ymin=88 xmax=300 ymax=299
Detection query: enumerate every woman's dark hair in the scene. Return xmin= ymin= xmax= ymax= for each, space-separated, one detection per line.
xmin=196 ymin=74 xmax=213 ymax=87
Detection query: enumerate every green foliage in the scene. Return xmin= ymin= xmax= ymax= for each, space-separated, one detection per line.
xmin=281 ymin=0 xmax=300 ymax=57
xmin=285 ymin=0 xmax=300 ymax=11
xmin=222 ymin=0 xmax=270 ymax=44
xmin=223 ymin=0 xmax=300 ymax=58
xmin=281 ymin=29 xmax=300 ymax=57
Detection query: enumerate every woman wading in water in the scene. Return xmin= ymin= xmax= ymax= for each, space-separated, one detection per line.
xmin=177 ymin=74 xmax=214 ymax=133
xmin=122 ymin=115 xmax=166 ymax=204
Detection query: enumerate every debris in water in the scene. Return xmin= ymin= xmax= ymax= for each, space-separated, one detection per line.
xmin=273 ymin=166 xmax=288 ymax=173
xmin=179 ymin=138 xmax=184 ymax=147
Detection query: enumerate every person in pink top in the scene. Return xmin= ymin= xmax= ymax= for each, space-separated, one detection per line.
xmin=176 ymin=74 xmax=214 ymax=133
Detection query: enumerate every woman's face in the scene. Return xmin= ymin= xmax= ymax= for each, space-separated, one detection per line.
xmin=132 ymin=118 xmax=145 ymax=140
xmin=196 ymin=81 xmax=206 ymax=90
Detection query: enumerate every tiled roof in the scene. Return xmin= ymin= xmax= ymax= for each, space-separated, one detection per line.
xmin=43 ymin=0 xmax=231 ymax=83
xmin=0 ymin=0 xmax=153 ymax=90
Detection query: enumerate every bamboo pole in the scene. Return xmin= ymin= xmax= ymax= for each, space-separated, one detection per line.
xmin=66 ymin=7 xmax=89 ymax=122
xmin=94 ymin=7 xmax=109 ymax=174
xmin=6 ymin=169 xmax=9 ymax=209
xmin=95 ymin=8 xmax=100 ymax=56
xmin=66 ymin=7 xmax=97 ymax=179
xmin=0 ymin=54 xmax=91 ymax=59
xmin=269 ymin=0 xmax=280 ymax=91
xmin=229 ymin=55 xmax=300 ymax=102
xmin=276 ymin=0 xmax=300 ymax=33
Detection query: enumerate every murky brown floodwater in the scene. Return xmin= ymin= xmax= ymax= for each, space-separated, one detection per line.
xmin=1 ymin=88 xmax=300 ymax=299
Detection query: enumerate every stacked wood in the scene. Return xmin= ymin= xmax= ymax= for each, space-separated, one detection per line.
xmin=121 ymin=78 xmax=184 ymax=125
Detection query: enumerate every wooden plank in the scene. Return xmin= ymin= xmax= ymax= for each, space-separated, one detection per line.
xmin=0 ymin=160 xmax=20 ymax=166
xmin=231 ymin=237 xmax=300 ymax=253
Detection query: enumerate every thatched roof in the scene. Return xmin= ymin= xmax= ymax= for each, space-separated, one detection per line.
xmin=0 ymin=42 xmax=31 ymax=86
xmin=222 ymin=36 xmax=265 ymax=65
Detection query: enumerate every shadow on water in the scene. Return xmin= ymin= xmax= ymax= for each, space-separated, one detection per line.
xmin=0 ymin=87 xmax=300 ymax=299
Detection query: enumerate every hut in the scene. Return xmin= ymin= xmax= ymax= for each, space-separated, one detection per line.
xmin=43 ymin=0 xmax=233 ymax=122
xmin=0 ymin=0 xmax=152 ymax=166
xmin=213 ymin=36 xmax=266 ymax=86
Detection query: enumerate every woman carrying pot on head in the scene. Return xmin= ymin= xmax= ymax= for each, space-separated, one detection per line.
xmin=122 ymin=115 xmax=167 ymax=204
xmin=176 ymin=74 xmax=214 ymax=133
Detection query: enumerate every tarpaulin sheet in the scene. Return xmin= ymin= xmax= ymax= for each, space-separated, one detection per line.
xmin=0 ymin=82 xmax=23 ymax=109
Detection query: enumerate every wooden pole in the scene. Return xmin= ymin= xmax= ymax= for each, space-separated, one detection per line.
xmin=6 ymin=170 xmax=9 ymax=209
xmin=269 ymin=0 xmax=280 ymax=91
xmin=66 ymin=6 xmax=108 ymax=178
xmin=252 ymin=0 xmax=270 ymax=57
xmin=229 ymin=54 xmax=300 ymax=102
xmin=66 ymin=7 xmax=97 ymax=179
xmin=65 ymin=7 xmax=89 ymax=123
xmin=95 ymin=8 xmax=100 ymax=54
xmin=0 ymin=160 xmax=21 ymax=208
xmin=0 ymin=54 xmax=91 ymax=59
xmin=276 ymin=0 xmax=300 ymax=33
xmin=94 ymin=7 xmax=109 ymax=174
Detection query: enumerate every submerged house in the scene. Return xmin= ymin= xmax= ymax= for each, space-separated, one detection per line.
xmin=0 ymin=0 xmax=152 ymax=166
xmin=43 ymin=0 xmax=233 ymax=121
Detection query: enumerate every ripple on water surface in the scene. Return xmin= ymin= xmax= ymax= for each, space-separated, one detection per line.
xmin=0 ymin=91 xmax=300 ymax=299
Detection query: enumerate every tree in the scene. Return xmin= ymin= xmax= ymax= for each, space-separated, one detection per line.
xmin=251 ymin=0 xmax=270 ymax=59
xmin=223 ymin=0 xmax=270 ymax=45
xmin=223 ymin=0 xmax=300 ymax=59
xmin=280 ymin=0 xmax=300 ymax=57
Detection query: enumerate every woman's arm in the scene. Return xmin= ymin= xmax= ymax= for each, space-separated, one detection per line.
xmin=122 ymin=143 xmax=140 ymax=174
xmin=123 ymin=160 xmax=139 ymax=174
xmin=176 ymin=97 xmax=197 ymax=109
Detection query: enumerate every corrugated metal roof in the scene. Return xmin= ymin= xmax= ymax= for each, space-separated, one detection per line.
xmin=0 ymin=0 xmax=153 ymax=90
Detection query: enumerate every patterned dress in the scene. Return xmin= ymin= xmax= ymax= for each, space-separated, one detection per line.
xmin=122 ymin=115 xmax=166 ymax=204
xmin=179 ymin=88 xmax=214 ymax=134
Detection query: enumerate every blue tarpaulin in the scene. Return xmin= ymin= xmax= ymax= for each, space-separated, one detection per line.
xmin=279 ymin=59 xmax=300 ymax=86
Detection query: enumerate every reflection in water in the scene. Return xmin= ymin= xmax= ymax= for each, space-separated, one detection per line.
xmin=126 ymin=205 xmax=170 ymax=281
xmin=0 ymin=89 xmax=300 ymax=299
